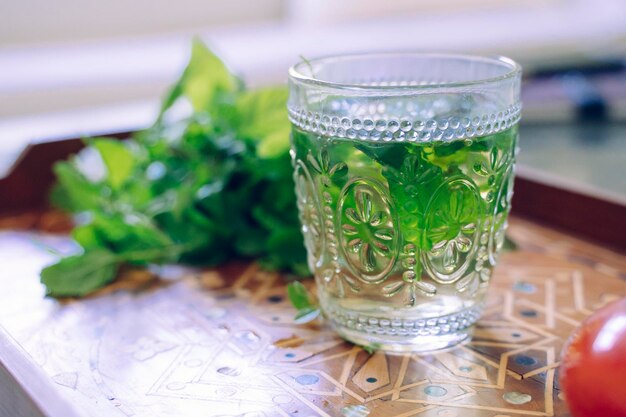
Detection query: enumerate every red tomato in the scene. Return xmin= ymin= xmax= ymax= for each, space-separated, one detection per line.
xmin=560 ymin=298 xmax=626 ymax=417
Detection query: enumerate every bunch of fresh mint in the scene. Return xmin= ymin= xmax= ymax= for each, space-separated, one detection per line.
xmin=41 ymin=40 xmax=308 ymax=297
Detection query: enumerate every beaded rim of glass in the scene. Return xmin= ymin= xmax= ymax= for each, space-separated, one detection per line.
xmin=288 ymin=102 xmax=521 ymax=142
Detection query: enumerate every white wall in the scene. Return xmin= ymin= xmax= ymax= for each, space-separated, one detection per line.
xmin=286 ymin=0 xmax=551 ymax=25
xmin=1 ymin=0 xmax=625 ymax=119
xmin=0 ymin=0 xmax=284 ymax=46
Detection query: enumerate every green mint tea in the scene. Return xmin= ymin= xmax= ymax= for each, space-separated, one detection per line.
xmin=288 ymin=53 xmax=521 ymax=351
xmin=291 ymin=125 xmax=517 ymax=349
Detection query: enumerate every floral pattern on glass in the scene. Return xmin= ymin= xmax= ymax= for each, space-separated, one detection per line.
xmin=489 ymin=165 xmax=514 ymax=264
xmin=307 ymin=149 xmax=347 ymax=188
xmin=422 ymin=177 xmax=482 ymax=283
xmin=384 ymin=155 xmax=438 ymax=199
xmin=306 ymin=148 xmax=359 ymax=297
xmin=293 ymin=161 xmax=324 ymax=270
xmin=382 ymin=243 xmax=437 ymax=306
xmin=473 ymin=144 xmax=512 ymax=202
xmin=338 ymin=179 xmax=398 ymax=284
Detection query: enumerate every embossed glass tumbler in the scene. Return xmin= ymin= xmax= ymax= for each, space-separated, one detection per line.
xmin=288 ymin=53 xmax=521 ymax=352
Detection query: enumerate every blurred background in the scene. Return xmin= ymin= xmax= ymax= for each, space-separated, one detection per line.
xmin=1 ymin=0 xmax=625 ymax=202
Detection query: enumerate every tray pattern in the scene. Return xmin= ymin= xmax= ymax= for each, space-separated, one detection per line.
xmin=0 ymin=215 xmax=624 ymax=417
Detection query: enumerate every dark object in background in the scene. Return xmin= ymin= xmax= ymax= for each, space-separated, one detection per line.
xmin=522 ymin=59 xmax=626 ymax=123
xmin=561 ymin=72 xmax=607 ymax=121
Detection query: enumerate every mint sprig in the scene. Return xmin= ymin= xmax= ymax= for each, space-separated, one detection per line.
xmin=41 ymin=40 xmax=308 ymax=297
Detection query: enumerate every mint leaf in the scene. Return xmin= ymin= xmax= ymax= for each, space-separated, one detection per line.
xmin=72 ymin=223 xmax=103 ymax=250
xmin=256 ymin=130 xmax=292 ymax=160
xmin=287 ymin=281 xmax=313 ymax=310
xmin=161 ymin=38 xmax=239 ymax=113
xmin=294 ymin=306 xmax=321 ymax=324
xmin=287 ymin=282 xmax=321 ymax=324
xmin=41 ymin=249 xmax=119 ymax=297
xmin=85 ymin=213 xmax=176 ymax=260
xmin=235 ymin=87 xmax=291 ymax=159
xmin=92 ymin=139 xmax=135 ymax=190
xmin=51 ymin=161 xmax=103 ymax=212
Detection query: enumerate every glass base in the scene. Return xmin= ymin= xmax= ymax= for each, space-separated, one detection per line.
xmin=333 ymin=323 xmax=474 ymax=353
xmin=322 ymin=302 xmax=483 ymax=353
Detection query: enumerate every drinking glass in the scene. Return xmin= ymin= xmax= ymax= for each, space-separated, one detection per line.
xmin=288 ymin=53 xmax=521 ymax=352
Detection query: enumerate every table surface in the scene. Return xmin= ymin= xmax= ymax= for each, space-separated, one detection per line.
xmin=0 ymin=213 xmax=624 ymax=417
